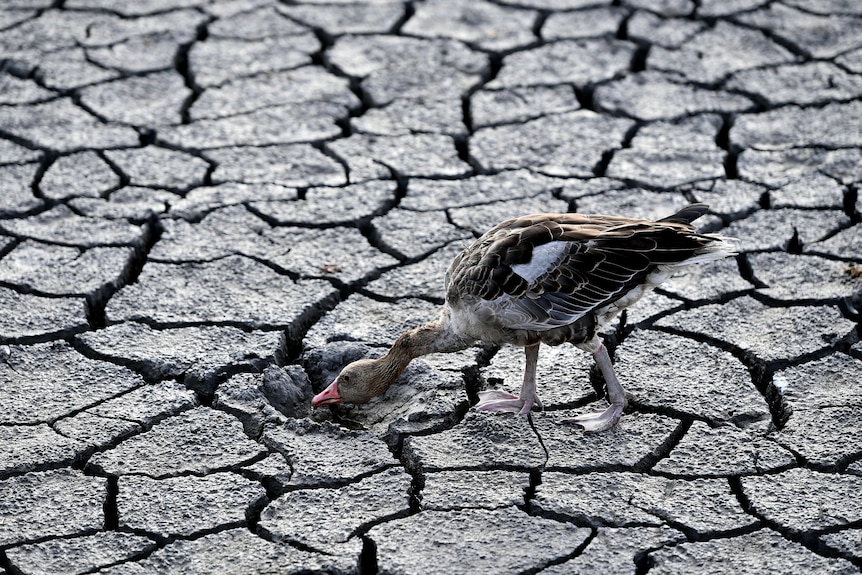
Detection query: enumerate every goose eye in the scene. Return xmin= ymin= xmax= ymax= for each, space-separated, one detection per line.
xmin=340 ymin=374 xmax=351 ymax=384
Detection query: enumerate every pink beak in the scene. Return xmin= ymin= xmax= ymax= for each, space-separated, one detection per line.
xmin=311 ymin=379 xmax=343 ymax=407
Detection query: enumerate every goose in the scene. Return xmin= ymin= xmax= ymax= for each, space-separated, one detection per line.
xmin=312 ymin=204 xmax=732 ymax=431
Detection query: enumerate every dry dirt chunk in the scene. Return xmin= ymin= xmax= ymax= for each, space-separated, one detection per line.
xmin=169 ymin=182 xmax=296 ymax=220
xmin=543 ymin=526 xmax=684 ymax=574
xmin=303 ymin=295 xmax=440 ymax=350
xmin=250 ymin=180 xmax=396 ymax=226
xmin=189 ymin=66 xmax=359 ymax=121
xmin=117 ymin=472 xmax=266 ymax=538
xmin=40 ymin=150 xmax=119 ymax=200
xmin=743 ymin=468 xmax=862 ymax=533
xmin=369 ymin=507 xmax=591 ymax=575
xmin=649 ymin=529 xmax=857 ymax=574
xmin=735 ymin=2 xmax=862 ymax=59
xmin=542 ymin=6 xmax=627 ymax=40
xmin=649 ymin=20 xmax=793 ymax=84
xmin=327 ymin=35 xmax=487 ymax=105
xmin=737 ymin=148 xmax=862 ymax=188
xmin=207 ymin=5 xmax=307 ymax=40
xmin=0 ymin=98 xmax=139 ymax=152
xmin=594 ymin=71 xmax=753 ymax=122
xmin=537 ymin=412 xmax=681 ymax=470
xmin=95 ymin=528 xmax=356 ymax=574
xmin=258 ymin=468 xmax=411 ymax=551
xmin=0 ymin=204 xmax=145 ymax=248
xmin=206 ymin=144 xmax=347 ymax=187
xmin=189 ymin=34 xmax=318 ymax=88
xmin=79 ymin=71 xmax=189 ymax=126
xmin=278 ymin=2 xmax=405 ymax=36
xmin=86 ymin=32 xmax=184 ymax=74
xmin=54 ymin=381 xmax=197 ymax=450
xmin=471 ymin=110 xmax=634 ymax=176
xmin=775 ymin=407 xmax=862 ymax=468
xmin=655 ymin=296 xmax=856 ymax=365
xmin=0 ymin=240 xmax=134 ymax=296
xmin=159 ymin=102 xmax=348 ymax=149
xmin=104 ymin=256 xmax=338 ymax=329
xmin=0 ymin=288 xmax=86 ymax=340
xmin=614 ymin=329 xmax=767 ymax=424
xmin=403 ymin=410 xmax=546 ymax=471
xmin=327 ymin=133 xmax=472 ymax=180
xmin=653 ymin=420 xmax=794 ymax=477
xmin=732 ymin=101 xmax=862 ymax=151
xmin=0 ymin=341 xmax=144 ymax=425
xmin=403 ymin=410 xmax=678 ymax=473
xmin=53 ymin=411 xmax=141 ymax=452
xmin=727 ymin=61 xmax=862 ymax=107
xmin=402 ymin=0 xmax=537 ymax=52
xmin=488 ymin=38 xmax=636 ymax=89
xmin=0 ymin=424 xmax=84 ymax=476
xmin=261 ymin=419 xmax=395 ymax=488
xmin=6 ymin=532 xmax=156 ymax=575
xmin=606 ymin=115 xmax=726 ymax=188
xmin=104 ymin=147 xmax=209 ymax=191
xmin=420 ymin=470 xmax=531 ymax=511
xmin=75 ymin=322 xmax=278 ymax=395
xmin=471 ymin=85 xmax=581 ymax=129
xmin=352 ymin=97 xmax=466 ymax=137
xmin=86 ymin=407 xmax=267 ymax=478
xmin=748 ymin=252 xmax=861 ymax=303
xmin=533 ymin=472 xmax=755 ymax=536
xmin=370 ymin=208 xmax=472 ymax=260
xmin=0 ymin=469 xmax=106 ymax=547
xmin=722 ymin=208 xmax=850 ymax=252
xmin=37 ymin=47 xmax=121 ymax=89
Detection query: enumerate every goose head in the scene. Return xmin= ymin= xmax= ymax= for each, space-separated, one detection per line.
xmin=311 ymin=358 xmax=394 ymax=406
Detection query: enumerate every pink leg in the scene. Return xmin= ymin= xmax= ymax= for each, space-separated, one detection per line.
xmin=568 ymin=343 xmax=628 ymax=432
xmin=475 ymin=343 xmax=543 ymax=415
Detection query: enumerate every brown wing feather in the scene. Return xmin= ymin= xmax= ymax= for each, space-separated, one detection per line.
xmin=447 ymin=205 xmax=718 ymax=331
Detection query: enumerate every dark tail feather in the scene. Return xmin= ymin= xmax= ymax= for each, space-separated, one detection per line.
xmin=660 ymin=203 xmax=710 ymax=225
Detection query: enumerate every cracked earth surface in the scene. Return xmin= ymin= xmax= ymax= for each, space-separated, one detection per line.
xmin=1 ymin=0 xmax=862 ymax=573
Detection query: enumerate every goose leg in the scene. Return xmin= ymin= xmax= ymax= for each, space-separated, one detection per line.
xmin=568 ymin=344 xmax=627 ymax=432
xmin=475 ymin=343 xmax=543 ymax=416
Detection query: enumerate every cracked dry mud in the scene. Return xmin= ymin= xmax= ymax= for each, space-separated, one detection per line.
xmin=1 ymin=0 xmax=862 ymax=574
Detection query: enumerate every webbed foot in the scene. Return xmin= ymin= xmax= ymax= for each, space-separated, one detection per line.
xmin=565 ymin=402 xmax=625 ymax=432
xmin=566 ymin=343 xmax=629 ymax=432
xmin=475 ymin=390 xmax=543 ymax=415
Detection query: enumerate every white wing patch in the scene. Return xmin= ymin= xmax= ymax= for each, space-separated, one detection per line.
xmin=509 ymin=241 xmax=569 ymax=283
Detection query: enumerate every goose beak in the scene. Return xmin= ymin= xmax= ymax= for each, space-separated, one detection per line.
xmin=311 ymin=379 xmax=343 ymax=407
